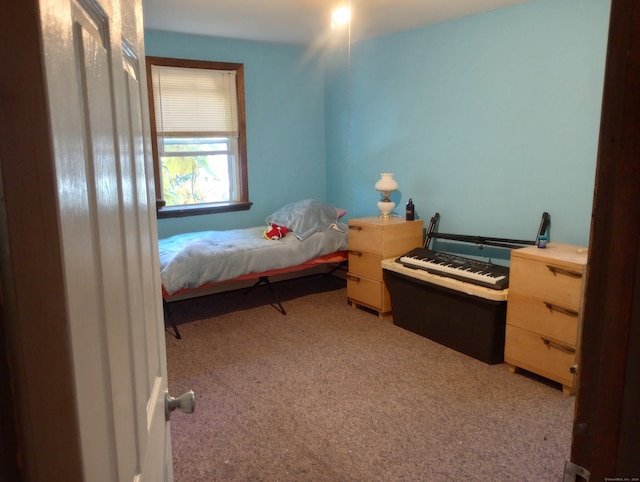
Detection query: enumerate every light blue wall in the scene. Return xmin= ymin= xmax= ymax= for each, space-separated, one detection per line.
xmin=324 ymin=46 xmax=352 ymax=218
xmin=147 ymin=0 xmax=611 ymax=247
xmin=328 ymin=0 xmax=611 ymax=247
xmin=144 ymin=31 xmax=329 ymax=238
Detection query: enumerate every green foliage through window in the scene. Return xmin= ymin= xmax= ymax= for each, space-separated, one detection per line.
xmin=160 ymin=138 xmax=234 ymax=206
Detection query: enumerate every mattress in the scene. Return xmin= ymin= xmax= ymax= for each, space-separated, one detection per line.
xmin=159 ymin=225 xmax=348 ymax=295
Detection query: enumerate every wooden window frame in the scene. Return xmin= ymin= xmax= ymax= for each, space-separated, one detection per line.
xmin=145 ymin=56 xmax=251 ymax=218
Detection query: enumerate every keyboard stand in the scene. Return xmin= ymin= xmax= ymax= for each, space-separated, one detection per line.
xmin=424 ymin=211 xmax=549 ymax=250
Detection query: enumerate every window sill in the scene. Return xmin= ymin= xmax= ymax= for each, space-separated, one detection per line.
xmin=157 ymin=201 xmax=253 ymax=219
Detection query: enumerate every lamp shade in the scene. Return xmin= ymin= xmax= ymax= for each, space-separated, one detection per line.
xmin=375 ymin=173 xmax=399 ymax=192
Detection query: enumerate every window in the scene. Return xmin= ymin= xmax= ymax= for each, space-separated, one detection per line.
xmin=146 ymin=57 xmax=250 ymax=217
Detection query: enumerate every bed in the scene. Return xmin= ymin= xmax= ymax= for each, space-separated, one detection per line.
xmin=159 ymin=200 xmax=349 ymax=338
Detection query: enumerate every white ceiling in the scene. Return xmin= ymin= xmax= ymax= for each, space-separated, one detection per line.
xmin=141 ymin=0 xmax=532 ymax=45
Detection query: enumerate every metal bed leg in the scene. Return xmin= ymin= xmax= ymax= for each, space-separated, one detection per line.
xmin=323 ymin=260 xmax=348 ymax=278
xmin=163 ymin=298 xmax=182 ymax=339
xmin=243 ymin=276 xmax=287 ymax=315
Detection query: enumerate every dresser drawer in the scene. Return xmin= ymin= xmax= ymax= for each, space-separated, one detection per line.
xmin=504 ymin=324 xmax=576 ymax=388
xmin=347 ymin=273 xmax=390 ymax=312
xmin=509 ymin=256 xmax=583 ymax=310
xmin=348 ymin=250 xmax=383 ymax=281
xmin=506 ymin=291 xmax=579 ymax=345
xmin=348 ymin=224 xmax=383 ymax=255
xmin=348 ymin=218 xmax=423 ymax=258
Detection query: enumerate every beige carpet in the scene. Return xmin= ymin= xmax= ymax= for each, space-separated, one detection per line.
xmin=165 ymin=275 xmax=575 ymax=481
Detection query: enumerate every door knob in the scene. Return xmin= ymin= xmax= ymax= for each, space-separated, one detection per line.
xmin=165 ymin=390 xmax=195 ymax=421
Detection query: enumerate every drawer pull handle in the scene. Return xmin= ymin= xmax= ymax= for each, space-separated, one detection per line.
xmin=541 ymin=337 xmax=576 ymax=354
xmin=347 ymin=275 xmax=361 ymax=283
xmin=348 ymin=225 xmax=363 ymax=231
xmin=543 ymin=301 xmax=579 ymax=318
xmin=349 ymin=250 xmax=363 ymax=257
xmin=546 ymin=265 xmax=582 ymax=279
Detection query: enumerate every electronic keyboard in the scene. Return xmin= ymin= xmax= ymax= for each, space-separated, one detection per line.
xmin=397 ymin=247 xmax=510 ymax=290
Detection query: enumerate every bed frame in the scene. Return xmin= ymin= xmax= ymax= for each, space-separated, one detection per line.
xmin=162 ymin=250 xmax=348 ymax=339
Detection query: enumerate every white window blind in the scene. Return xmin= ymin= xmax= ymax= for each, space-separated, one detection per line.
xmin=151 ymin=65 xmax=238 ymax=137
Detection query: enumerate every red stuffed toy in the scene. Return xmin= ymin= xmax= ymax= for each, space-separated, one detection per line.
xmin=263 ymin=223 xmax=289 ymax=240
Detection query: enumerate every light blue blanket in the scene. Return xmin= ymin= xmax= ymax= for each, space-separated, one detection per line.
xmin=159 ymin=225 xmax=348 ymax=294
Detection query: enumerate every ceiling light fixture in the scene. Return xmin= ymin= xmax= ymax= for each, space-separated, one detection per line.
xmin=331 ymin=5 xmax=351 ymax=29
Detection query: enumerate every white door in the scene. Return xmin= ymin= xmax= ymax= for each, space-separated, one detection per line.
xmin=35 ymin=0 xmax=179 ymax=479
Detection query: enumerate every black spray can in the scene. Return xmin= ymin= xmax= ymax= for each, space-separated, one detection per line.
xmin=406 ymin=198 xmax=415 ymax=221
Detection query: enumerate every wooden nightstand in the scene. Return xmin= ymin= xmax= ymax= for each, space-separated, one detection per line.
xmin=347 ymin=216 xmax=423 ymax=317
xmin=504 ymin=243 xmax=588 ymax=394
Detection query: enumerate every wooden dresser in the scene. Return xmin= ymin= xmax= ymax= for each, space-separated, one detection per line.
xmin=347 ymin=217 xmax=423 ymax=317
xmin=504 ymin=243 xmax=588 ymax=394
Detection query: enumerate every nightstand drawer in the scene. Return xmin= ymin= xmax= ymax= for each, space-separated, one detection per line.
xmin=504 ymin=324 xmax=576 ymax=389
xmin=348 ymin=250 xmax=383 ymax=282
xmin=346 ymin=217 xmax=423 ymax=316
xmin=348 ymin=224 xmax=383 ymax=255
xmin=348 ymin=217 xmax=423 ymax=258
xmin=347 ymin=273 xmax=390 ymax=311
xmin=509 ymin=256 xmax=583 ymax=310
xmin=506 ymin=291 xmax=579 ymax=345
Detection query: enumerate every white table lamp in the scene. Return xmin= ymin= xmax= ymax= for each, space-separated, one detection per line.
xmin=375 ymin=173 xmax=399 ymax=220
